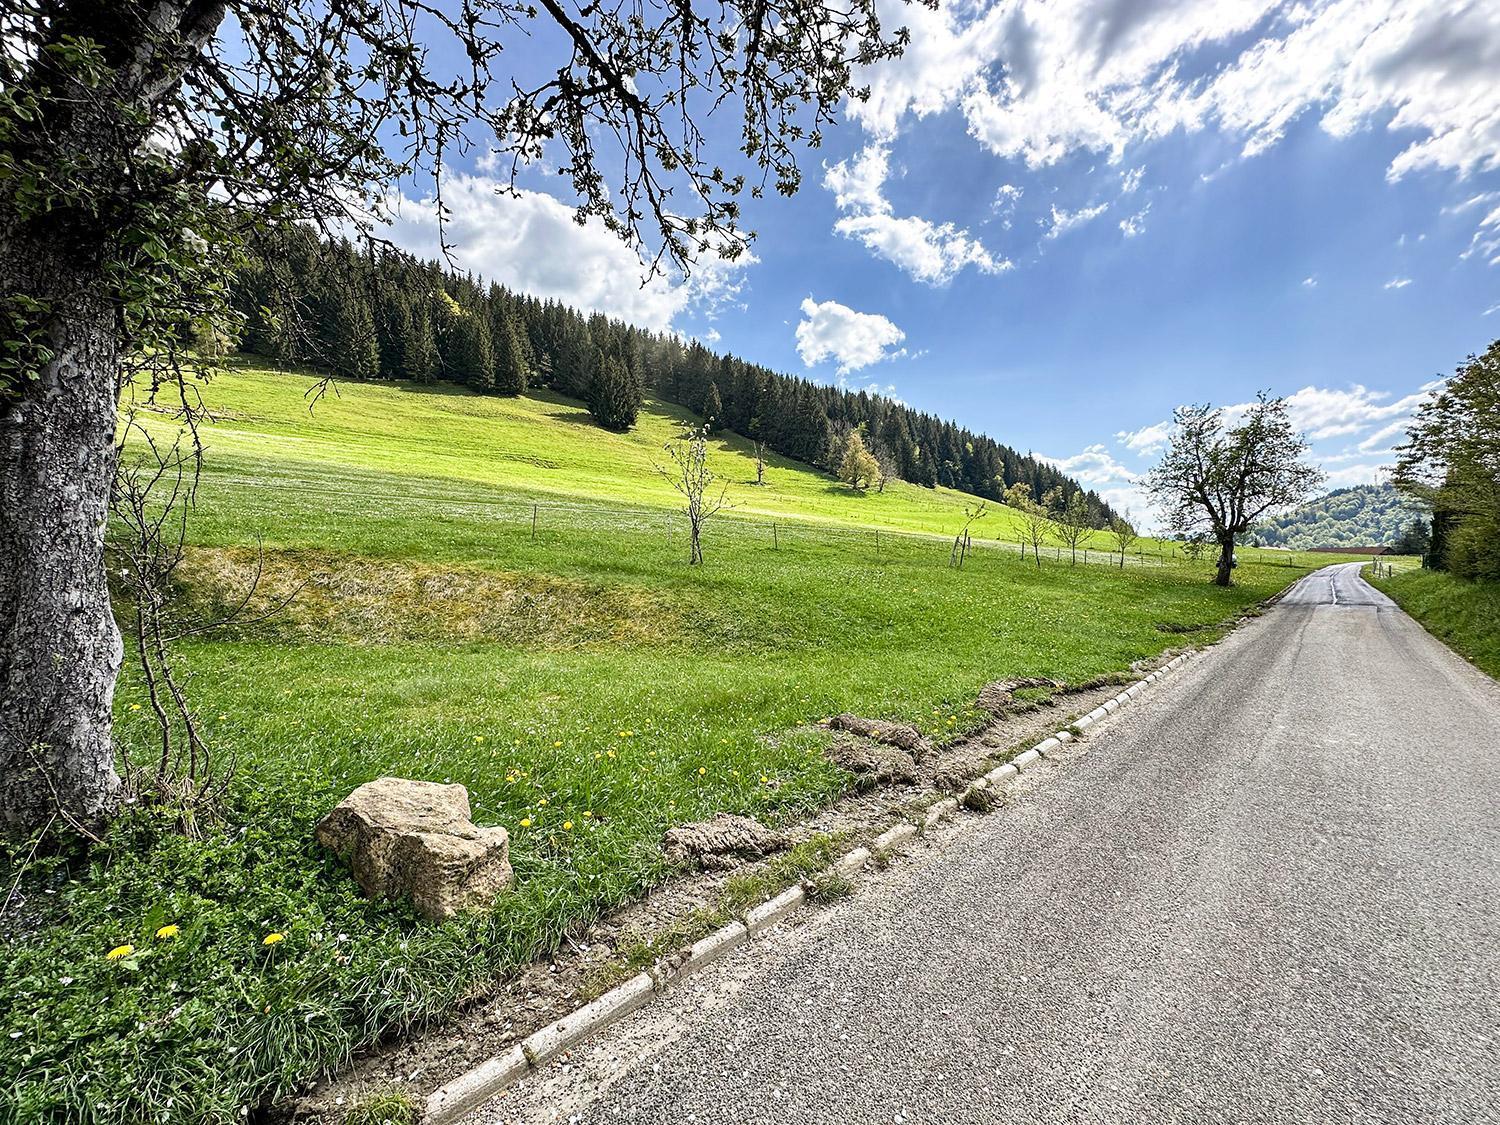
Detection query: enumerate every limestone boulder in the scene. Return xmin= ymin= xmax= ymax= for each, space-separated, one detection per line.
xmin=316 ymin=777 xmax=512 ymax=920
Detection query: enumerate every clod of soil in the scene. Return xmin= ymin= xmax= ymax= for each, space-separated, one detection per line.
xmin=974 ymin=677 xmax=1066 ymax=712
xmin=825 ymin=737 xmax=920 ymax=785
xmin=825 ymin=713 xmax=932 ymax=759
xmin=661 ymin=813 xmax=788 ymax=871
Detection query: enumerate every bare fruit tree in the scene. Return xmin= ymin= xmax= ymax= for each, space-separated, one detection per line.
xmin=657 ymin=427 xmax=732 ymax=565
xmin=753 ymin=442 xmax=768 ymax=487
xmin=949 ymin=502 xmax=987 ymax=569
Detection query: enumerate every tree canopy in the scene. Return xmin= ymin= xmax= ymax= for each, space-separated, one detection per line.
xmin=1147 ymin=395 xmax=1322 ymax=586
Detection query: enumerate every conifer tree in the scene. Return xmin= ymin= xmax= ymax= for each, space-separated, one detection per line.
xmin=589 ymin=353 xmax=642 ymax=431
xmin=450 ymin=305 xmax=494 ymax=390
xmin=703 ymin=381 xmax=724 ymax=433
xmin=493 ymin=310 xmax=529 ymax=396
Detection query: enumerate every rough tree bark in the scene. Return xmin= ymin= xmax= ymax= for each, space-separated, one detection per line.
xmin=1214 ymin=535 xmax=1235 ymax=587
xmin=1 ymin=1 xmax=228 ymax=834
xmin=0 ymin=237 xmax=125 ymax=833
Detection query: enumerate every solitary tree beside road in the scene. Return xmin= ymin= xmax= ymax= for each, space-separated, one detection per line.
xmin=0 ymin=0 xmax=913 ymax=835
xmin=1147 ymin=395 xmax=1322 ymax=587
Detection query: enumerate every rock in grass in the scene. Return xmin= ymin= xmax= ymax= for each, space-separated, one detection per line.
xmin=661 ymin=813 xmax=787 ymax=871
xmin=825 ymin=713 xmax=932 ymax=759
xmin=316 ymin=777 xmax=513 ymax=921
xmin=974 ymin=677 xmax=1065 ymax=712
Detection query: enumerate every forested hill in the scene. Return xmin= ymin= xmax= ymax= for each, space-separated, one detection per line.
xmin=1251 ymin=484 xmax=1423 ymax=549
xmin=228 ymin=227 xmax=1117 ymax=524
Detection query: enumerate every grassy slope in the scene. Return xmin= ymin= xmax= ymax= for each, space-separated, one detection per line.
xmin=139 ymin=358 xmax=1037 ymax=544
xmin=7 ymin=361 xmax=1321 ymax=1123
xmin=1373 ymin=567 xmax=1500 ymax=680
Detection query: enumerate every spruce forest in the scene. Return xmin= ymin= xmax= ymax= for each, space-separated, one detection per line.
xmin=232 ymin=227 xmax=1117 ymax=522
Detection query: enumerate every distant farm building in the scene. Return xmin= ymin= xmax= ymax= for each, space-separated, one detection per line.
xmin=1307 ymin=545 xmax=1394 ymax=555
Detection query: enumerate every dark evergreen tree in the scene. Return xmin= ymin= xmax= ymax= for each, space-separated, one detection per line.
xmin=589 ymin=352 xmax=641 ymax=431
xmin=703 ymin=381 xmax=724 ymax=433
xmin=493 ymin=308 xmax=529 ymax=396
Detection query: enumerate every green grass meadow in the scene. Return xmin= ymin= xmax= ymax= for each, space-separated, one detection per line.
xmin=1373 ymin=567 xmax=1500 ymax=679
xmin=4 ymin=362 xmax=1325 ymax=1122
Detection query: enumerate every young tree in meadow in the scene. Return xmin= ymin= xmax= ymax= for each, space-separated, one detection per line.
xmin=657 ymin=426 xmax=731 ymax=565
xmin=0 ymin=0 xmax=908 ymax=834
xmin=1057 ymin=490 xmax=1097 ymax=565
xmin=753 ymin=442 xmax=768 ymax=486
xmin=1147 ymin=394 xmax=1323 ymax=587
xmin=838 ymin=430 xmax=881 ymax=491
xmin=1109 ymin=510 xmax=1140 ymax=568
xmin=1004 ymin=482 xmax=1058 ymax=567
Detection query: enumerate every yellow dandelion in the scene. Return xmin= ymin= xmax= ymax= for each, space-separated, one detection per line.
xmin=606 ymin=749 xmax=616 ymax=759
xmin=583 ymin=810 xmax=592 ymax=818
xmin=697 ymin=767 xmax=706 ymax=776
xmin=553 ymin=740 xmax=563 ymax=747
xmin=562 ymin=820 xmax=574 ymax=831
xmin=760 ymin=775 xmax=770 ymax=785
xmin=106 ymin=944 xmax=134 ymax=961
xmin=129 ymin=703 xmax=142 ymax=712
xmin=537 ymin=797 xmax=548 ymax=807
xmin=262 ymin=932 xmax=284 ymax=947
xmin=474 ymin=735 xmax=485 ymax=743
xmin=154 ymin=924 xmax=180 ymax=940
xmin=520 ymin=817 xmax=532 ymax=828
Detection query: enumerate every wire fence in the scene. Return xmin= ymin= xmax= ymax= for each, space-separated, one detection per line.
xmin=202 ymin=468 xmax=1341 ymax=576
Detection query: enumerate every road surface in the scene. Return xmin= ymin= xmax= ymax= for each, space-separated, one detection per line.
xmin=476 ymin=563 xmax=1500 ymax=1125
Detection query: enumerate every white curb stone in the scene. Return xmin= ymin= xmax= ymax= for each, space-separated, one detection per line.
xmin=424 ymin=1045 xmax=528 ymax=1124
xmin=924 ymin=797 xmax=959 ymax=826
xmin=1012 ymin=748 xmax=1042 ymax=772
xmin=678 ymin=922 xmax=748 ymax=979
xmin=834 ymin=846 xmax=872 ymax=875
xmin=1033 ymin=736 xmax=1062 ymax=758
xmin=744 ymin=885 xmax=805 ymax=935
xmin=521 ymin=972 xmax=655 ymax=1067
xmin=984 ymin=763 xmax=1019 ymax=787
xmin=873 ymin=822 xmax=918 ymax=851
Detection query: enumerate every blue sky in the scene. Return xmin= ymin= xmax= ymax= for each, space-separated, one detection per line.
xmin=380 ymin=0 xmax=1500 ymax=524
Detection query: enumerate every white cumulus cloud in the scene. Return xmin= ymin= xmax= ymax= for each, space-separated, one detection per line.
xmin=382 ymin=175 xmax=753 ymax=331
xmin=795 ymin=297 xmax=907 ymax=374
xmin=824 ymin=145 xmax=1009 ymax=285
xmin=1384 ymin=277 xmax=1413 ymax=289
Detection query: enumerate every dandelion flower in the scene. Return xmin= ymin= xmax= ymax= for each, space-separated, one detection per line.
xmin=760 ymin=776 xmax=769 ymax=785
xmin=474 ymin=735 xmax=485 ymax=743
xmin=262 ymin=932 xmax=284 ymax=947
xmin=553 ymin=740 xmax=563 ymax=747
xmin=583 ymin=810 xmax=592 ymax=818
xmin=537 ymin=797 xmax=548 ymax=807
xmin=106 ymin=944 xmax=134 ymax=961
xmin=129 ymin=703 xmax=141 ymax=712
xmin=562 ymin=821 xmax=573 ymax=831
xmin=155 ymin=924 xmax=180 ymax=940
xmin=697 ymin=767 xmax=706 ymax=776
xmin=520 ymin=817 xmax=532 ymax=828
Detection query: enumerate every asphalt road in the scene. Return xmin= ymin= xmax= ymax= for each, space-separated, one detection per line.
xmin=477 ymin=563 xmax=1500 ymax=1125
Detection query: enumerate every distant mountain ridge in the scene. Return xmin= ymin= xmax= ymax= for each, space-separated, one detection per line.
xmin=1251 ymin=484 xmax=1418 ymax=549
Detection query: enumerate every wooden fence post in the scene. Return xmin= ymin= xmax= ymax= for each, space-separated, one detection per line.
xmin=531 ymin=504 xmax=537 ymax=540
